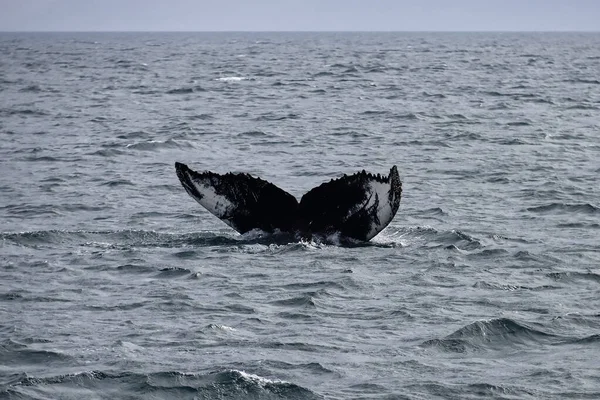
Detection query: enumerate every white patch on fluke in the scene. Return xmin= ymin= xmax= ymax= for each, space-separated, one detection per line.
xmin=343 ymin=179 xmax=395 ymax=240
xmin=367 ymin=180 xmax=396 ymax=239
xmin=186 ymin=175 xmax=235 ymax=227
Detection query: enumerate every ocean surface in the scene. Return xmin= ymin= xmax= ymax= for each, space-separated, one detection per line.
xmin=1 ymin=31 xmax=599 ymax=399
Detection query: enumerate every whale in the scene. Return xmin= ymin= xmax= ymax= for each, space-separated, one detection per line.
xmin=174 ymin=162 xmax=402 ymax=241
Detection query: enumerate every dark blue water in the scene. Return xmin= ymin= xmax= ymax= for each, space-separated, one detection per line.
xmin=1 ymin=32 xmax=599 ymax=399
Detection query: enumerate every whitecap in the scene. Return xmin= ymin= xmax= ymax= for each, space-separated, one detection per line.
xmin=231 ymin=369 xmax=288 ymax=385
xmin=207 ymin=324 xmax=236 ymax=332
xmin=215 ymin=76 xmax=248 ymax=82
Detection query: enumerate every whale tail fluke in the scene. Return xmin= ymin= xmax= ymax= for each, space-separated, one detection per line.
xmin=175 ymin=162 xmax=402 ymax=241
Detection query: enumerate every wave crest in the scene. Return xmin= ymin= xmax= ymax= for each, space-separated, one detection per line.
xmin=422 ymin=318 xmax=556 ymax=353
xmin=9 ymin=369 xmax=319 ymax=399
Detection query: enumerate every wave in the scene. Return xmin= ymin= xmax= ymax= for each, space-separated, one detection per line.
xmin=567 ymin=334 xmax=600 ymax=344
xmin=112 ymin=130 xmax=150 ymax=140
xmin=1 ymin=108 xmax=48 ymax=117
xmin=566 ymin=103 xmax=599 ymax=110
xmin=281 ymin=279 xmax=350 ymax=292
xmin=329 ymin=129 xmax=370 ymax=138
xmin=506 ymin=120 xmax=532 ymax=126
xmin=0 ymin=229 xmax=237 ymax=249
xmin=472 ymin=281 xmax=558 ymax=291
xmin=0 ymin=229 xmax=312 ymax=253
xmin=419 ymin=207 xmax=447 ymax=218
xmin=253 ymin=112 xmax=300 ymax=121
xmin=361 ymin=110 xmax=423 ymax=120
xmin=565 ymin=78 xmax=600 ymax=85
xmin=22 ymin=155 xmax=61 ymax=162
xmin=546 ymin=271 xmax=600 ymax=284
xmin=237 ymin=130 xmax=270 ymax=137
xmin=312 ymin=71 xmax=335 ymax=78
xmin=556 ymin=222 xmax=600 ymax=229
xmin=421 ymin=318 xmax=557 ymax=353
xmin=262 ymin=360 xmax=336 ymax=375
xmin=1 ymin=204 xmax=64 ymax=218
xmin=270 ymin=294 xmax=317 ymax=309
xmin=188 ymin=113 xmax=214 ymax=120
xmin=0 ymin=225 xmax=491 ymax=253
xmin=19 ymin=84 xmax=41 ymax=93
xmin=527 ymin=203 xmax=599 ymax=214
xmin=0 ymin=339 xmax=73 ymax=367
xmin=166 ymin=86 xmax=205 ymax=94
xmin=156 ymin=266 xmax=192 ymax=278
xmin=115 ymin=263 xmax=156 ymax=274
xmin=84 ymin=301 xmax=148 ymax=311
xmin=124 ymin=138 xmax=192 ymax=151
xmin=414 ymin=381 xmax=540 ymax=399
xmin=436 ymin=229 xmax=483 ymax=251
xmin=375 ymin=226 xmax=483 ymax=250
xmin=0 ymin=290 xmax=71 ymax=303
xmin=5 ymin=369 xmax=320 ymax=399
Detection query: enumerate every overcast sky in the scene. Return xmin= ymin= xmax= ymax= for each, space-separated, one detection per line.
xmin=1 ymin=0 xmax=599 ymax=32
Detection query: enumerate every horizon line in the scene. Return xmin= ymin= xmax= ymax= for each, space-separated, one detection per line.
xmin=1 ymin=29 xmax=599 ymax=34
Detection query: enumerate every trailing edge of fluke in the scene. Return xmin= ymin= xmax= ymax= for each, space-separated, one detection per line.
xmin=175 ymin=162 xmax=402 ymax=241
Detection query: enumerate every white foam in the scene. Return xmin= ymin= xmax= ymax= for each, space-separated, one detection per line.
xmin=216 ymin=76 xmax=247 ymax=82
xmin=232 ymin=370 xmax=288 ymax=385
xmin=208 ymin=324 xmax=236 ymax=332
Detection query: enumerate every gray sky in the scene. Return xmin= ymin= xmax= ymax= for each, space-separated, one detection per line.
xmin=1 ymin=0 xmax=599 ymax=32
